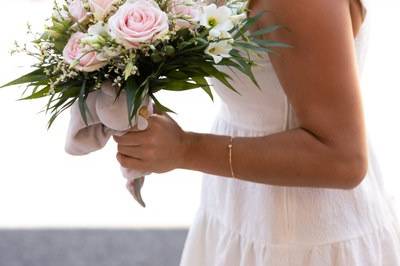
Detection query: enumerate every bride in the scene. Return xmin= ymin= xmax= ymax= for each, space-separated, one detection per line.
xmin=113 ymin=0 xmax=400 ymax=264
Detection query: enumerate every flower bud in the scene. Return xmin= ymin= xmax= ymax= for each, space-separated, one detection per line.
xmin=151 ymin=53 xmax=163 ymax=63
xmin=164 ymin=45 xmax=175 ymax=56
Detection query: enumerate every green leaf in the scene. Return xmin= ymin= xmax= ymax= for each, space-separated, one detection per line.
xmin=250 ymin=24 xmax=288 ymax=37
xmin=59 ymin=85 xmax=81 ymax=98
xmin=197 ymin=62 xmax=240 ymax=95
xmin=150 ymin=93 xmax=177 ymax=114
xmin=46 ymin=97 xmax=76 ymax=130
xmin=125 ymin=76 xmax=139 ymax=124
xmin=192 ymin=76 xmax=213 ymax=101
xmin=47 ymin=112 xmax=59 ymax=130
xmin=18 ymin=86 xmax=50 ymax=100
xmin=234 ymin=11 xmax=265 ymax=39
xmin=180 ymin=38 xmax=209 ymax=55
xmin=0 ymin=69 xmax=47 ymax=88
xmin=233 ymin=41 xmax=268 ymax=52
xmin=229 ymin=50 xmax=260 ymax=89
xmin=78 ymin=78 xmax=89 ymax=126
xmin=218 ymin=56 xmax=258 ymax=89
xmin=45 ymin=93 xmax=56 ymax=114
xmin=165 ymin=70 xmax=189 ymax=80
xmin=152 ymin=79 xmax=204 ymax=91
xmin=177 ymin=41 xmax=192 ymax=50
xmin=131 ymin=86 xmax=146 ymax=121
xmin=254 ymin=39 xmax=294 ymax=48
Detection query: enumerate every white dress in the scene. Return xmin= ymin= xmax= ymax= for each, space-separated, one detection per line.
xmin=179 ymin=0 xmax=400 ymax=265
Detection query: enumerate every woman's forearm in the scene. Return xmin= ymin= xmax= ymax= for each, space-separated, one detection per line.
xmin=180 ymin=128 xmax=367 ymax=189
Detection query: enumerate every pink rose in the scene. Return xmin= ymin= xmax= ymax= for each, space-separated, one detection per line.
xmin=67 ymin=0 xmax=89 ymax=23
xmin=63 ymin=32 xmax=107 ymax=72
xmin=89 ymin=0 xmax=116 ymax=20
xmin=108 ymin=0 xmax=169 ymax=48
xmin=170 ymin=0 xmax=201 ymax=29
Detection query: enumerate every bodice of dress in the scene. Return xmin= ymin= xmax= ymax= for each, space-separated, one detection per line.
xmin=211 ymin=0 xmax=372 ymax=134
xmin=202 ymin=0 xmax=399 ymax=245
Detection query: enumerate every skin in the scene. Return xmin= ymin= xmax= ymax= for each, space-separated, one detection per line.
xmin=114 ymin=0 xmax=368 ymax=189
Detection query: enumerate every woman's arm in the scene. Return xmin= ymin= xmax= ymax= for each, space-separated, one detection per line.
xmin=114 ymin=0 xmax=368 ymax=189
xmin=181 ymin=0 xmax=369 ymax=189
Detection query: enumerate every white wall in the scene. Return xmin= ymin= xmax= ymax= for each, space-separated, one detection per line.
xmin=0 ymin=0 xmax=219 ymax=228
xmin=362 ymin=1 xmax=400 ymax=213
xmin=0 ymin=0 xmax=399 ymax=228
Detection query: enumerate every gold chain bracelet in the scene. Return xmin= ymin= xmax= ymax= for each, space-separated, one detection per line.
xmin=228 ymin=135 xmax=236 ymax=179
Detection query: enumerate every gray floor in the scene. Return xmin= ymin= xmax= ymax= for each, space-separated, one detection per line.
xmin=0 ymin=229 xmax=188 ymax=266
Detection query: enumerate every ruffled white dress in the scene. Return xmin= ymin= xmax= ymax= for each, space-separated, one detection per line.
xmin=179 ymin=0 xmax=400 ymax=265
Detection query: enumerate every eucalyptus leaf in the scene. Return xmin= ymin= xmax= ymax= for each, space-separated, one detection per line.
xmin=254 ymin=39 xmax=294 ymax=48
xmin=233 ymin=41 xmax=268 ymax=52
xmin=234 ymin=10 xmax=265 ymax=39
xmin=250 ymin=24 xmax=288 ymax=37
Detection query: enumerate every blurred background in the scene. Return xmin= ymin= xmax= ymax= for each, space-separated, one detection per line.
xmin=0 ymin=0 xmax=399 ymax=265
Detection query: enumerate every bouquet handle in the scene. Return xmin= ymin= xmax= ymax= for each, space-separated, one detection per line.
xmin=65 ymin=83 xmax=154 ymax=207
xmin=117 ymin=99 xmax=154 ymax=208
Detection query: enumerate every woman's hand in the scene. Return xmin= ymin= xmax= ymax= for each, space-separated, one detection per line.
xmin=113 ymin=112 xmax=190 ymax=174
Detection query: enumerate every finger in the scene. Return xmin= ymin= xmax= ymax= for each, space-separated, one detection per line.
xmin=116 ymin=153 xmax=147 ymax=171
xmin=151 ymin=111 xmax=174 ymax=123
xmin=128 ymin=121 xmax=150 ymax=132
xmin=161 ymin=111 xmax=174 ymax=120
xmin=113 ymin=131 xmax=148 ymax=145
xmin=117 ymin=144 xmax=146 ymax=159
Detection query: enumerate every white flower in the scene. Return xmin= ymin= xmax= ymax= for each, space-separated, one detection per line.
xmin=81 ymin=23 xmax=108 ymax=47
xmin=230 ymin=13 xmax=247 ymax=25
xmin=88 ymin=22 xmax=109 ymax=36
xmin=208 ymin=29 xmax=233 ymax=41
xmin=200 ymin=4 xmax=234 ymax=32
xmin=205 ymin=40 xmax=232 ymax=63
xmin=82 ymin=22 xmax=121 ymax=60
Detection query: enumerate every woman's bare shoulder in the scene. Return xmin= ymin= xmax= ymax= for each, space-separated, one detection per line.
xmin=253 ymin=0 xmax=368 ymax=164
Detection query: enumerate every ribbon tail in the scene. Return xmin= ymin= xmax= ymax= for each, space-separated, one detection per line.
xmin=127 ymin=177 xmax=146 ymax=208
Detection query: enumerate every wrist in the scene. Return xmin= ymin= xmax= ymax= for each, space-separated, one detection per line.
xmin=179 ymin=131 xmax=200 ymax=169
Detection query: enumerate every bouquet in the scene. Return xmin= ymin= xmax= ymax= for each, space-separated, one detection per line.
xmin=1 ymin=0 xmax=291 ymax=207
